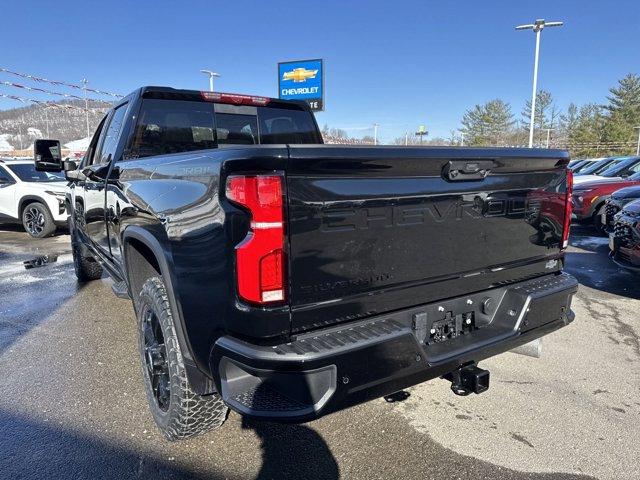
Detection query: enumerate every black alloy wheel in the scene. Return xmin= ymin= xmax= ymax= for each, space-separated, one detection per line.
xmin=142 ymin=307 xmax=171 ymax=412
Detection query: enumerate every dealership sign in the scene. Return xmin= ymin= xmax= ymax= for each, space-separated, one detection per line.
xmin=278 ymin=59 xmax=324 ymax=111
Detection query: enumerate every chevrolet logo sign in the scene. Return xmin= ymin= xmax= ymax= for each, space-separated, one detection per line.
xmin=282 ymin=67 xmax=318 ymax=83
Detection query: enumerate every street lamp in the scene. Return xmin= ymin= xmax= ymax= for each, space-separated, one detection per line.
xmin=373 ymin=123 xmax=379 ymax=145
xmin=200 ymin=69 xmax=221 ymax=92
xmin=516 ymin=19 xmax=563 ymax=148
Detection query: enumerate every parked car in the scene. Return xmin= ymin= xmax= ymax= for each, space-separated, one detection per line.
xmin=574 ymin=156 xmax=640 ymax=185
xmin=572 ymin=173 xmax=640 ymax=233
xmin=609 ymin=198 xmax=640 ymax=271
xmin=0 ymin=159 xmax=68 ymax=237
xmin=571 ymin=158 xmax=604 ymax=173
xmin=568 ymin=159 xmax=586 ymax=170
xmin=574 ymin=156 xmax=621 ymax=178
xmin=35 ymin=86 xmax=578 ymax=441
xmin=601 ymin=182 xmax=640 ymax=232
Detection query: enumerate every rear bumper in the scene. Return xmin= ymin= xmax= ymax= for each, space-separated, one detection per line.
xmin=211 ymin=273 xmax=578 ymax=422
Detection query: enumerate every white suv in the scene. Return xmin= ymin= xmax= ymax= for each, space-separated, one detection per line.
xmin=0 ymin=159 xmax=68 ymax=237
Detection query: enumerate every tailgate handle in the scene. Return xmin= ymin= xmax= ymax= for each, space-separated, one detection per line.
xmin=443 ymin=160 xmax=495 ymax=181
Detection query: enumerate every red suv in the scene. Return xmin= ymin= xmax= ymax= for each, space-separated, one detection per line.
xmin=572 ymin=173 xmax=640 ymax=233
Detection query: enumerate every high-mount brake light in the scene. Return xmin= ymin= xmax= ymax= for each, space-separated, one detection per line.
xmin=201 ymin=91 xmax=270 ymax=106
xmin=562 ymin=168 xmax=573 ymax=249
xmin=226 ymin=175 xmax=285 ymax=304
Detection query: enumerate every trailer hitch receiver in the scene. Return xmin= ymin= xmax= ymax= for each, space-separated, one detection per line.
xmin=444 ymin=364 xmax=490 ymax=396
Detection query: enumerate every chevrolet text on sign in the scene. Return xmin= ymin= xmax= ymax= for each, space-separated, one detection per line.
xmin=278 ymin=59 xmax=324 ymax=111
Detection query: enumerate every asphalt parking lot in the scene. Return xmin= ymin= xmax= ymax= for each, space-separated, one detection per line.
xmin=0 ymin=224 xmax=638 ymax=480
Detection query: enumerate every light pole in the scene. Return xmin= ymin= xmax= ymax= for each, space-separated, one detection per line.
xmin=635 ymin=126 xmax=640 ymax=156
xmin=543 ymin=128 xmax=554 ymax=148
xmin=200 ymin=69 xmax=221 ymax=92
xmin=516 ymin=19 xmax=563 ymax=148
xmin=373 ymin=123 xmax=379 ymax=145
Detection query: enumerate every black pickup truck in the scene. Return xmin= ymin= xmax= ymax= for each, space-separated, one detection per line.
xmin=35 ymin=86 xmax=578 ymax=440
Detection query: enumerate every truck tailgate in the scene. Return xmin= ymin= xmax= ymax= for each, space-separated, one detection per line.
xmin=285 ymin=146 xmax=570 ymax=333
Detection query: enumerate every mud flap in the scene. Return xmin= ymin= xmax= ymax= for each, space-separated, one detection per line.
xmin=510 ymin=338 xmax=542 ymax=358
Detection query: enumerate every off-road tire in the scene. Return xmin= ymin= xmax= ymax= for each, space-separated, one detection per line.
xmin=137 ymin=277 xmax=228 ymax=440
xmin=72 ymin=239 xmax=103 ymax=281
xmin=22 ymin=202 xmax=56 ymax=238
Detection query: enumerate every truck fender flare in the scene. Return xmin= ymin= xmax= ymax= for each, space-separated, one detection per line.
xmin=121 ymin=226 xmax=214 ymax=394
xmin=121 ymin=226 xmax=193 ymax=362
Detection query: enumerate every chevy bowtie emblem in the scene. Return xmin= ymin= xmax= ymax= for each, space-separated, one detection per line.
xmin=282 ymin=67 xmax=318 ymax=83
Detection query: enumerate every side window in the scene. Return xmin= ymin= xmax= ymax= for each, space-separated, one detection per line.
xmin=94 ymin=104 xmax=128 ymax=165
xmin=627 ymin=162 xmax=640 ymax=175
xmin=0 ymin=166 xmax=14 ymax=184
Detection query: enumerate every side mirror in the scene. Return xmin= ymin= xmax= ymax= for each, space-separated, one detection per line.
xmin=63 ymin=160 xmax=82 ymax=181
xmin=34 ymin=139 xmax=63 ymax=172
xmin=63 ymin=160 xmax=77 ymax=171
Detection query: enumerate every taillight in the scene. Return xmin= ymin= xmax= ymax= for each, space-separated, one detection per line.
xmin=226 ymin=175 xmax=285 ymax=304
xmin=201 ymin=91 xmax=270 ymax=106
xmin=562 ymin=168 xmax=573 ymax=249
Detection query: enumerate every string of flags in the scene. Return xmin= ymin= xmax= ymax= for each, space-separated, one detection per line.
xmin=0 ymin=80 xmax=113 ymax=102
xmin=0 ymin=67 xmax=123 ymax=98
xmin=0 ymin=92 xmax=109 ymax=111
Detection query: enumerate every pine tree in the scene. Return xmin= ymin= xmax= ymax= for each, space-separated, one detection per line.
xmin=602 ymin=73 xmax=640 ymax=155
xmin=460 ymin=99 xmax=515 ymax=146
xmin=521 ymin=90 xmax=559 ymax=146
xmin=567 ymin=104 xmax=606 ymax=158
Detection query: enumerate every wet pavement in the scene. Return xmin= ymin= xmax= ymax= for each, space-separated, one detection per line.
xmin=0 ymin=224 xmax=638 ymax=479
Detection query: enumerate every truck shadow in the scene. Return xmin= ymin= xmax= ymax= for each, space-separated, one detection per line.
xmin=242 ymin=416 xmax=340 ymax=480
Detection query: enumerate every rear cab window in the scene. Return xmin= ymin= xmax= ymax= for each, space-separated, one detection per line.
xmin=126 ymin=97 xmax=321 ymax=159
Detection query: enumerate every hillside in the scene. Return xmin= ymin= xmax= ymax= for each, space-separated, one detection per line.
xmin=0 ymin=100 xmax=112 ymax=150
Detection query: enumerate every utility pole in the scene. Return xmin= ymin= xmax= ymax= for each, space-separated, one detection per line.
xmin=44 ymin=105 xmax=50 ymax=138
xmin=543 ymin=128 xmax=553 ymax=148
xmin=516 ymin=19 xmax=563 ymax=148
xmin=635 ymin=126 xmax=640 ymax=156
xmin=373 ymin=123 xmax=379 ymax=145
xmin=18 ymin=114 xmax=24 ymax=152
xmin=82 ymin=78 xmax=90 ymax=138
xmin=200 ymin=69 xmax=221 ymax=92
